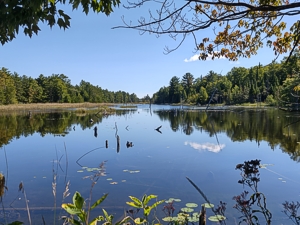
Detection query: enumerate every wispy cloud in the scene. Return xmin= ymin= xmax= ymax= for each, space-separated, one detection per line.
xmin=184 ymin=53 xmax=226 ymax=62
xmin=184 ymin=141 xmax=225 ymax=153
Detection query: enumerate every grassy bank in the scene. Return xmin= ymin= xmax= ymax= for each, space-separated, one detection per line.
xmin=0 ymin=103 xmax=115 ymax=114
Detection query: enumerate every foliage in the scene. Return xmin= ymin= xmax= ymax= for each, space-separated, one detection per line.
xmin=126 ymin=194 xmax=165 ymax=223
xmin=115 ymin=0 xmax=300 ymax=61
xmin=152 ymin=51 xmax=300 ymax=106
xmin=0 ymin=0 xmax=120 ymax=45
xmin=62 ymin=192 xmax=130 ymax=225
xmin=0 ymin=67 xmax=139 ymax=105
xmin=265 ymin=94 xmax=276 ymax=105
xmin=282 ymin=201 xmax=300 ymax=225
xmin=234 ymin=160 xmax=272 ymax=224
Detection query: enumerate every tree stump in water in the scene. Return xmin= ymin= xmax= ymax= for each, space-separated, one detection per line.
xmin=199 ymin=205 xmax=206 ymax=225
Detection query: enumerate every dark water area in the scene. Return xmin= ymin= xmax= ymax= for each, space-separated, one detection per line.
xmin=0 ymin=105 xmax=299 ymax=224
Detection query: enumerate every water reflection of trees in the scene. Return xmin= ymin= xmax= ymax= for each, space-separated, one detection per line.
xmin=154 ymin=109 xmax=300 ymax=162
xmin=0 ymin=109 xmax=137 ymax=148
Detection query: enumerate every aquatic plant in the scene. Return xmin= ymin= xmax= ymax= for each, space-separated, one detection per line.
xmin=126 ymin=194 xmax=165 ymax=224
xmin=62 ymin=191 xmax=130 ymax=225
xmin=282 ymin=201 xmax=300 ymax=225
xmin=234 ymin=160 xmax=272 ymax=225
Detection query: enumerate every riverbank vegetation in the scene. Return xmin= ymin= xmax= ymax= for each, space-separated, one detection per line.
xmin=152 ymin=51 xmax=300 ymax=109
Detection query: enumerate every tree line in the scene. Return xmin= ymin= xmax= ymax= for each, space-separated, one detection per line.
xmin=153 ymin=51 xmax=300 ymax=107
xmin=0 ymin=68 xmax=139 ymax=104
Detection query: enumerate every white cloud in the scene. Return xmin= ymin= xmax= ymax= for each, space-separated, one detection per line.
xmin=184 ymin=141 xmax=225 ymax=153
xmin=184 ymin=53 xmax=226 ymax=62
xmin=184 ymin=54 xmax=200 ymax=62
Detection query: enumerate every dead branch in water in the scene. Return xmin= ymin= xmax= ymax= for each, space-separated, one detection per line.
xmin=155 ymin=125 xmax=162 ymax=134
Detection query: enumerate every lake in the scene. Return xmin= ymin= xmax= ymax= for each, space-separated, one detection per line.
xmin=0 ymin=105 xmax=299 ymax=224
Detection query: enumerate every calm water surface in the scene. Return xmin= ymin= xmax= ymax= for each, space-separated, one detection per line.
xmin=0 ymin=105 xmax=300 ymax=224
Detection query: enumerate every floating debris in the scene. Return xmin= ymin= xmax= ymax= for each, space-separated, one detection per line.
xmin=106 ymin=178 xmax=113 ymax=181
xmin=110 ymin=182 xmax=118 ymax=185
xmin=77 ymin=170 xmax=84 ymax=173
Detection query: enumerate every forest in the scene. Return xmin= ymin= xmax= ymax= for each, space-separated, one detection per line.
xmin=152 ymin=51 xmax=300 ymax=108
xmin=1 ymin=51 xmax=300 ymax=106
xmin=0 ymin=68 xmax=139 ymax=104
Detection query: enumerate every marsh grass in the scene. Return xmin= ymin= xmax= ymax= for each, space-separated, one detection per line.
xmin=0 ymin=103 xmax=115 ymax=115
xmin=119 ymin=105 xmax=137 ymax=108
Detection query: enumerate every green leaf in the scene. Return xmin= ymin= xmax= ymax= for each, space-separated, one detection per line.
xmin=128 ymin=196 xmax=143 ymax=207
xmin=115 ymin=216 xmax=132 ymax=225
xmin=150 ymin=200 xmax=165 ymax=210
xmin=89 ymin=216 xmax=104 ymax=225
xmin=126 ymin=201 xmax=142 ymax=208
xmin=143 ymin=194 xmax=157 ymax=206
xmin=73 ymin=192 xmax=84 ymax=209
xmin=144 ymin=206 xmax=151 ymax=217
xmin=57 ymin=18 xmax=65 ymax=29
xmin=102 ymin=208 xmax=110 ymax=221
xmin=134 ymin=218 xmax=146 ymax=224
xmin=62 ymin=203 xmax=82 ymax=215
xmin=90 ymin=193 xmax=108 ymax=210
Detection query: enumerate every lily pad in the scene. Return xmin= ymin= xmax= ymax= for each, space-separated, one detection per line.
xmin=173 ymin=198 xmax=181 ymax=202
xmin=201 ymin=203 xmax=214 ymax=208
xmin=162 ymin=217 xmax=173 ymax=222
xmin=123 ymin=169 xmax=129 ymax=172
xmin=82 ymin=166 xmax=88 ymax=169
xmin=187 ymin=217 xmax=198 ymax=222
xmin=181 ymin=207 xmax=194 ymax=213
xmin=178 ymin=213 xmax=189 ymax=217
xmin=77 ymin=170 xmax=84 ymax=173
xmin=208 ymin=215 xmax=226 ymax=222
xmin=186 ymin=203 xmax=198 ymax=208
xmin=106 ymin=178 xmax=113 ymax=181
xmin=192 ymin=212 xmax=199 ymax=218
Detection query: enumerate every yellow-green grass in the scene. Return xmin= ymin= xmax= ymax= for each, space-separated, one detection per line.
xmin=0 ymin=103 xmax=115 ymax=114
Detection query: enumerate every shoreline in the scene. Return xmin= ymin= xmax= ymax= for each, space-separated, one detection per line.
xmin=0 ymin=103 xmax=115 ymax=113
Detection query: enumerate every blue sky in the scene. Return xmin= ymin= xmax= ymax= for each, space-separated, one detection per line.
xmin=0 ymin=3 xmax=288 ymax=98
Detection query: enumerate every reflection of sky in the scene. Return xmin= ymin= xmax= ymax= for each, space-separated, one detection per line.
xmin=184 ymin=141 xmax=225 ymax=153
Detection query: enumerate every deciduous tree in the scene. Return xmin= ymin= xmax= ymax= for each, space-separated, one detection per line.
xmin=0 ymin=0 xmax=120 ymax=44
xmin=115 ymin=0 xmax=300 ymax=61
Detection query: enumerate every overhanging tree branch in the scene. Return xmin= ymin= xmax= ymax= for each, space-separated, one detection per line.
xmin=113 ymin=0 xmax=300 ymax=61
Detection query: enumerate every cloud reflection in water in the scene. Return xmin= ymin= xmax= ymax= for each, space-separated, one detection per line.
xmin=184 ymin=141 xmax=225 ymax=153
